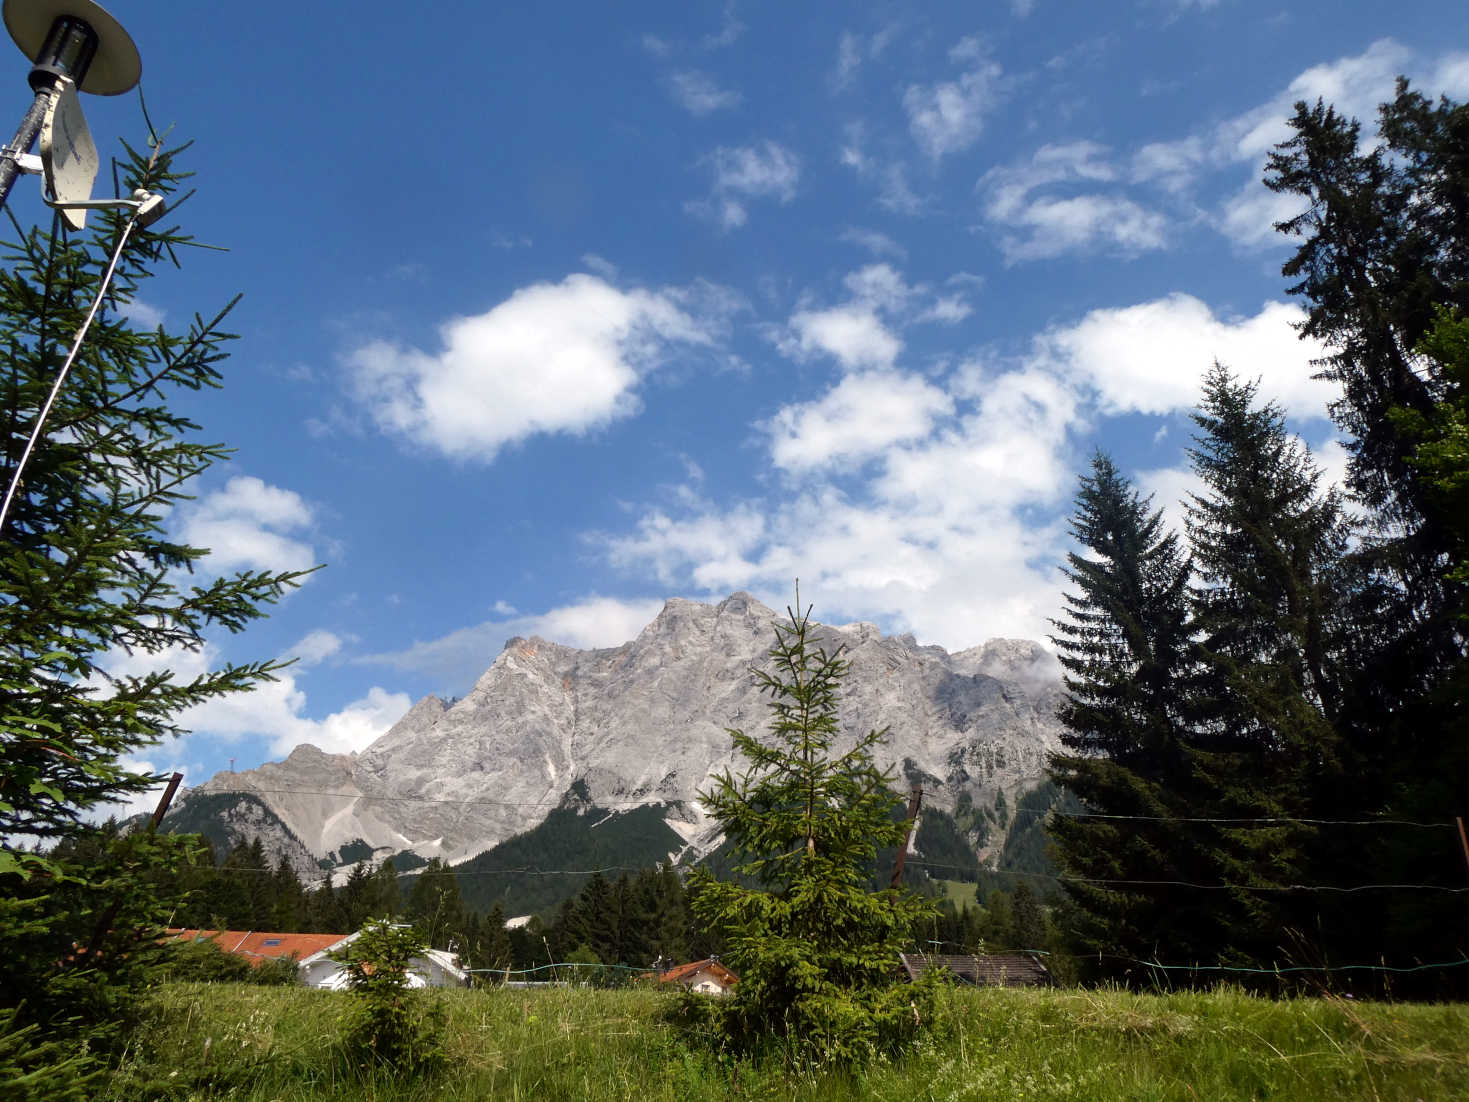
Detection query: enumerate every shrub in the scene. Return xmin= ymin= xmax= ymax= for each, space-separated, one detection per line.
xmin=685 ymin=591 xmax=941 ymax=1068
xmin=332 ymin=918 xmax=445 ymax=1077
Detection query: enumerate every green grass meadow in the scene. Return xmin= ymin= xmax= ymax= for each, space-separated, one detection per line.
xmin=104 ymin=982 xmax=1468 ymax=1101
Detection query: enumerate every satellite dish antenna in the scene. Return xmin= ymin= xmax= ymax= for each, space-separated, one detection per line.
xmin=0 ymin=0 xmax=141 ymax=210
xmin=39 ymin=76 xmax=95 ymax=228
xmin=3 ymin=0 xmax=140 ymax=96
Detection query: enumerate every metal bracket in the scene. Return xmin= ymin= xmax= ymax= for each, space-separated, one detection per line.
xmin=43 ymin=185 xmax=166 ymax=227
xmin=11 ymin=151 xmax=41 ymax=174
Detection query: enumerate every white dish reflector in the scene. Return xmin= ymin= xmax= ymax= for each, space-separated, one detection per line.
xmin=40 ymin=79 xmax=97 ymax=230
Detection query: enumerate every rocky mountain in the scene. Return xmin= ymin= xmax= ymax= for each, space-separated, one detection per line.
xmin=168 ymin=592 xmax=1066 ymax=878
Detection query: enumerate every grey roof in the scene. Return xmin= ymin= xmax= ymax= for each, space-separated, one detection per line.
xmin=898 ymin=952 xmax=1052 ymax=987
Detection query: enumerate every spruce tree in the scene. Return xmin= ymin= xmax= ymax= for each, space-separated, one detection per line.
xmin=1266 ymin=78 xmax=1469 ymax=991
xmin=687 ymin=591 xmax=937 ymax=1067
xmin=1183 ymin=366 xmax=1356 ymax=969
xmin=0 ymin=135 xmax=307 ymax=1067
xmin=1046 ymin=454 xmax=1205 ymax=978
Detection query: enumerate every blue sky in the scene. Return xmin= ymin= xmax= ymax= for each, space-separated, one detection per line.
xmin=15 ymin=1 xmax=1466 ymax=798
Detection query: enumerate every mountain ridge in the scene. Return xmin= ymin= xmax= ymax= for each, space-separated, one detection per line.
xmin=171 ymin=592 xmax=1065 ymax=877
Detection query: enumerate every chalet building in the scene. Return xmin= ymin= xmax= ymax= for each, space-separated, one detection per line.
xmin=166 ymin=927 xmax=469 ymax=989
xmin=167 ymin=929 xmax=349 ymax=968
xmin=642 ymin=957 xmax=739 ymax=996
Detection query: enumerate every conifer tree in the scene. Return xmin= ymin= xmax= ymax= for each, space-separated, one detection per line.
xmin=1046 ymin=454 xmax=1205 ymax=975
xmin=687 ymin=591 xmax=937 ymax=1067
xmin=1183 ymin=366 xmax=1357 ymax=967
xmin=0 ymin=135 xmax=307 ymax=1067
xmin=1266 ymin=77 xmax=1469 ymax=990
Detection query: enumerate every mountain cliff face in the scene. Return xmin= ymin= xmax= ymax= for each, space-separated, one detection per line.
xmin=171 ymin=592 xmax=1065 ymax=873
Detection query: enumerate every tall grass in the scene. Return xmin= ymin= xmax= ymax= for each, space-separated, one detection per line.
xmin=105 ymin=981 xmax=1467 ymax=1100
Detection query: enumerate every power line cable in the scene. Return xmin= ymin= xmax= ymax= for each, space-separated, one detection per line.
xmin=193 ymin=785 xmax=1457 ymax=830
xmin=902 ymin=858 xmax=1467 ymax=893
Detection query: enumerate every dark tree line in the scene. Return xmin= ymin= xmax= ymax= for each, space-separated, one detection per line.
xmin=1048 ymin=77 xmax=1469 ymax=994
xmin=161 ymin=838 xmax=712 ymax=979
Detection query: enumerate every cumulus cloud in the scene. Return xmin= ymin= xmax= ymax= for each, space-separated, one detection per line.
xmin=177 ymin=476 xmax=317 ymax=575
xmin=348 ymin=274 xmax=719 ymax=461
xmin=688 ymin=141 xmax=800 ymax=229
xmin=904 ymin=37 xmax=1005 ymax=158
xmin=774 ymin=264 xmax=972 ymax=372
xmin=1038 ymin=293 xmax=1334 ymax=418
xmin=93 ymin=641 xmax=410 ymax=760
xmin=1163 ymin=40 xmax=1467 ymax=247
xmin=359 ymin=596 xmax=669 ymax=691
xmin=785 ymin=307 xmax=902 ymax=371
xmin=290 ymin=629 xmax=345 ymax=667
xmin=667 ymin=70 xmax=741 ymax=115
xmin=765 ymin=371 xmax=953 ymax=471
xmin=598 ymin=286 xmax=1336 ymax=651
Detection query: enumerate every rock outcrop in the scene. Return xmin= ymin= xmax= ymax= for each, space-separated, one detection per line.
xmin=176 ymin=592 xmax=1065 ymax=869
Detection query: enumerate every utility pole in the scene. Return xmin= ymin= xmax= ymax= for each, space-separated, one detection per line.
xmin=1455 ymin=816 xmax=1469 ymax=885
xmin=890 ymin=786 xmax=923 ymax=889
xmin=79 ymin=771 xmax=183 ymax=964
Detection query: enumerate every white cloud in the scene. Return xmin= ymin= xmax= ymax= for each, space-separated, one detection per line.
xmin=834 ymin=31 xmax=864 ymax=90
xmin=701 ymin=3 xmax=745 ymax=49
xmin=831 ymin=25 xmax=900 ymax=90
xmin=688 ymin=141 xmax=801 ymax=229
xmin=597 ymin=283 xmax=1345 ymax=651
xmin=840 ymin=227 xmax=907 ymax=261
xmin=94 ymin=641 xmax=410 ymax=760
xmin=840 ymin=122 xmax=925 ymax=214
xmin=916 ymin=295 xmax=973 ymax=324
xmin=904 ymin=39 xmax=1005 ymax=158
xmin=348 ymin=274 xmax=718 ymax=460
xmin=1130 ymin=137 xmax=1206 ymax=190
xmin=1039 ymin=293 xmax=1334 ymax=418
xmin=667 ymin=70 xmax=741 ymax=115
xmin=360 ymin=596 xmax=669 ymax=689
xmin=121 ymin=299 xmax=166 ymax=329
xmin=603 ymin=291 xmax=1092 ymax=647
xmin=981 ymin=142 xmax=1169 ymax=262
xmin=1135 ymin=461 xmax=1200 ymax=540
xmin=776 ymin=264 xmax=973 ymax=370
xmin=785 ymin=306 xmax=901 ymax=371
xmin=177 ymin=476 xmax=316 ymax=575
xmin=1218 ymin=39 xmax=1415 ymax=164
xmin=290 ymin=629 xmax=344 ymax=667
xmin=998 ymin=195 xmax=1169 ymax=262
xmin=766 ymin=371 xmax=953 ymax=471
xmin=1219 ymin=181 xmax=1307 ymax=249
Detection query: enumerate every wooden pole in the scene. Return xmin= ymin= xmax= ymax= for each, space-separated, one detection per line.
xmin=1455 ymin=816 xmax=1469 ymax=885
xmin=79 ymin=772 xmax=184 ymax=964
xmin=890 ymin=787 xmax=924 ymax=889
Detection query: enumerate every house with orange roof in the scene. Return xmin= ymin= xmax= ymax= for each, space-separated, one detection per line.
xmin=165 ymin=928 xmax=470 ymax=989
xmin=642 ymin=957 xmax=739 ymax=996
xmin=167 ymin=928 xmax=350 ymax=968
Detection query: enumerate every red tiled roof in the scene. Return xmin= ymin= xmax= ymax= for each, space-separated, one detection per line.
xmin=166 ymin=929 xmax=349 ymax=966
xmin=649 ymin=958 xmax=739 ymax=987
